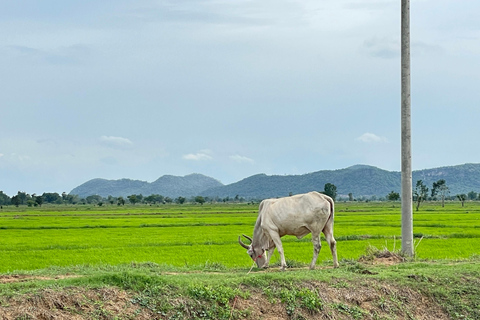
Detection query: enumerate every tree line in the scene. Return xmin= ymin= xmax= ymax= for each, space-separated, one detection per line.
xmin=0 ymin=191 xmax=251 ymax=207
xmin=386 ymin=179 xmax=480 ymax=211
xmin=0 ymin=191 xmax=78 ymax=207
xmin=1 ymin=180 xmax=478 ymax=208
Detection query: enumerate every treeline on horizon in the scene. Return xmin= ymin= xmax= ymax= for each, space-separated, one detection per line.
xmin=0 ymin=191 xmax=249 ymax=207
xmin=1 ymin=179 xmax=480 ymax=208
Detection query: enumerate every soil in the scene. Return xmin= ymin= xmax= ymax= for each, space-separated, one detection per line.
xmin=359 ymin=249 xmax=406 ymax=266
xmin=0 ymin=287 xmax=155 ymax=320
xmin=0 ymin=264 xmax=450 ymax=320
xmin=0 ymin=274 xmax=81 ymax=284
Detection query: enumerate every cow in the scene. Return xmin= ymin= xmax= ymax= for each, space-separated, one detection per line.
xmin=238 ymin=191 xmax=339 ymax=270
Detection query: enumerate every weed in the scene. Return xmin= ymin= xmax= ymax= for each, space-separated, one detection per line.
xmin=331 ymin=302 xmax=365 ymax=320
xmin=298 ymin=288 xmax=323 ymax=313
xmin=188 ymin=285 xmax=241 ymax=305
xmin=203 ymin=261 xmax=227 ymax=271
xmin=271 ymin=259 xmax=307 ymax=269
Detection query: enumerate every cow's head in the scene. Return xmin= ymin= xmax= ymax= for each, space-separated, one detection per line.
xmin=238 ymin=234 xmax=267 ymax=268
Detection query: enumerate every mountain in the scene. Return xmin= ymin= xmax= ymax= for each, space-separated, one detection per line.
xmin=412 ymin=163 xmax=480 ymax=196
xmin=70 ymin=174 xmax=223 ymax=198
xmin=201 ymin=163 xmax=480 ymax=199
xmin=201 ymin=165 xmax=400 ymax=199
xmin=70 ymin=163 xmax=480 ymax=199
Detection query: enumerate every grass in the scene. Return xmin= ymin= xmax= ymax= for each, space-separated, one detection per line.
xmin=1 ymin=201 xmax=480 ymax=272
xmin=1 ymin=258 xmax=479 ymax=319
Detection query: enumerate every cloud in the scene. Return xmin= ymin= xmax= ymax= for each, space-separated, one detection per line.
xmin=182 ymin=150 xmax=213 ymax=161
xmin=412 ymin=41 xmax=444 ymax=56
xmin=229 ymin=154 xmax=254 ymax=164
xmin=99 ymin=136 xmax=133 ymax=149
xmin=356 ymin=133 xmax=388 ymax=143
xmin=362 ymin=37 xmax=399 ymax=59
xmin=5 ymin=45 xmax=90 ymax=65
xmin=7 ymin=153 xmax=31 ymax=162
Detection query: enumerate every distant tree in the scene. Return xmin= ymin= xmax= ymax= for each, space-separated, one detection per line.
xmin=431 ymin=179 xmax=449 ymax=207
xmin=467 ymin=191 xmax=477 ymax=201
xmin=144 ymin=194 xmax=165 ymax=204
xmin=414 ymin=180 xmax=429 ymax=211
xmin=348 ymin=193 xmax=354 ymax=201
xmin=387 ymin=191 xmax=400 ymax=201
xmin=11 ymin=195 xmax=21 ymax=207
xmin=194 ymin=196 xmax=206 ymax=205
xmin=127 ymin=195 xmax=138 ymax=205
xmin=175 ymin=197 xmax=186 ymax=204
xmin=107 ymin=195 xmax=116 ymax=205
xmin=42 ymin=192 xmax=62 ymax=204
xmin=86 ymin=195 xmax=103 ymax=205
xmin=457 ymin=194 xmax=467 ymax=207
xmin=62 ymin=194 xmax=79 ymax=205
xmin=164 ymin=197 xmax=173 ymax=204
xmin=144 ymin=195 xmax=157 ymax=204
xmin=0 ymin=191 xmax=10 ymax=206
xmin=34 ymin=195 xmax=43 ymax=207
xmin=323 ymin=183 xmax=337 ymax=201
xmin=15 ymin=191 xmax=29 ymax=205
xmin=117 ymin=196 xmax=125 ymax=206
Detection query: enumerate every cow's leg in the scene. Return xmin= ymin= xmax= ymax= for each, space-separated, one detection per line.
xmin=267 ymin=232 xmax=286 ymax=270
xmin=310 ymin=233 xmax=321 ymax=270
xmin=265 ymin=244 xmax=276 ymax=267
xmin=323 ymin=224 xmax=339 ymax=268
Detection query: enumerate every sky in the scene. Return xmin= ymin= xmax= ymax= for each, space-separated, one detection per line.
xmin=1 ymin=0 xmax=479 ymax=196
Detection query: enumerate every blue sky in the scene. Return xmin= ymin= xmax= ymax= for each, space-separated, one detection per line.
xmin=1 ymin=0 xmax=479 ymax=196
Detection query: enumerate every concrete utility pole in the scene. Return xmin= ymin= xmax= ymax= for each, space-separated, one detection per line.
xmin=401 ymin=0 xmax=414 ymax=256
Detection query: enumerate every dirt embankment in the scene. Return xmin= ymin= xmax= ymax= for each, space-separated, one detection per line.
xmin=0 ymin=275 xmax=449 ymax=320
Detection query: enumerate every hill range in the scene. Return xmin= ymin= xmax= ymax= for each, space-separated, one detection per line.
xmin=70 ymin=163 xmax=480 ymax=199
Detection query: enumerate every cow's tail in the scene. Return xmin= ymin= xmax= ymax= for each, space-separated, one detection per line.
xmin=326 ymin=196 xmax=335 ymax=225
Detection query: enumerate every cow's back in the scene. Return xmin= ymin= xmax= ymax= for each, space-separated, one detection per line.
xmin=260 ymin=192 xmax=332 ymax=237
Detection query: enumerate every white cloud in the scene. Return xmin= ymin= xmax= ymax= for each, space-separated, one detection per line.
xmin=356 ymin=133 xmax=388 ymax=143
xmin=229 ymin=154 xmax=254 ymax=164
xmin=0 ymin=153 xmax=4 ymax=158
xmin=182 ymin=150 xmax=213 ymax=161
xmin=362 ymin=37 xmax=399 ymax=59
xmin=99 ymin=136 xmax=133 ymax=148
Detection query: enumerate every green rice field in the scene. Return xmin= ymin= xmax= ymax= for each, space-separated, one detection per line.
xmin=1 ymin=201 xmax=479 ymax=272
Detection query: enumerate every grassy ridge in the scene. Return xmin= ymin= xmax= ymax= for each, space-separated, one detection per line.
xmin=1 ymin=258 xmax=479 ymax=320
xmin=1 ymin=202 xmax=479 ymax=272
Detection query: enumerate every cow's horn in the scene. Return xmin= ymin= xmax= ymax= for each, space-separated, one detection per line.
xmin=238 ymin=235 xmax=249 ymax=249
xmin=242 ymin=234 xmax=253 ymax=243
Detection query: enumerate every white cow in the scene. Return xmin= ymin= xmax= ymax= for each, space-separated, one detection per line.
xmin=238 ymin=191 xmax=339 ymax=270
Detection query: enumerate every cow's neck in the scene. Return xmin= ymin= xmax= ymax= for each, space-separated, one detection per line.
xmin=252 ymin=214 xmax=269 ymax=249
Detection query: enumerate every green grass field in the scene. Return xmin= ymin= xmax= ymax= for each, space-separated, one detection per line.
xmin=1 ymin=201 xmax=479 ymax=272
